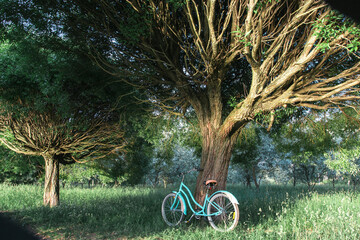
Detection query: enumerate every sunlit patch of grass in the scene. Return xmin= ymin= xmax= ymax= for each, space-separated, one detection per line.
xmin=267 ymin=191 xmax=360 ymax=239
xmin=1 ymin=183 xmax=360 ymax=239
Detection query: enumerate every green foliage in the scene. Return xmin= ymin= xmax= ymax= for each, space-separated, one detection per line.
xmin=227 ymin=96 xmax=244 ymax=108
xmin=253 ymin=0 xmax=280 ymax=14
xmin=121 ymin=115 xmax=176 ymax=185
xmin=0 ymin=33 xmax=125 ymax=117
xmin=313 ymin=11 xmax=360 ymax=53
xmin=99 ymin=141 xmax=151 ymax=186
xmin=0 ymin=146 xmax=43 ymax=184
xmin=272 ymin=112 xmax=337 ymax=186
xmin=166 ymin=0 xmax=186 ymax=10
xmin=60 ymin=163 xmax=101 ymax=186
xmin=252 ymin=106 xmax=298 ymax=130
xmin=322 ymin=108 xmax=360 ymax=180
xmin=138 ymin=116 xmax=200 ymax=186
xmin=0 ymin=28 xmax=162 ymax=185
xmin=0 ymin=16 xmax=148 ymax=200
xmin=232 ymin=28 xmax=252 ymax=47
xmin=146 ymin=144 xmax=198 ymax=186
xmin=232 ymin=124 xmax=286 ymax=186
xmin=276 ymin=113 xmax=334 ymax=158
xmin=325 ymin=148 xmax=360 ymax=176
xmin=324 ymin=108 xmax=360 ymax=149
xmin=233 ymin=124 xmax=260 ymax=166
xmin=57 ymin=112 xmax=163 ymax=187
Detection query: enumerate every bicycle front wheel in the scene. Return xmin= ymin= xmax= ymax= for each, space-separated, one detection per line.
xmin=161 ymin=193 xmax=185 ymax=226
xmin=207 ymin=193 xmax=239 ymax=232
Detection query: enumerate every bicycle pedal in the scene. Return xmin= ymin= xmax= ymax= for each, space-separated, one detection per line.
xmin=185 ymin=218 xmax=194 ymax=223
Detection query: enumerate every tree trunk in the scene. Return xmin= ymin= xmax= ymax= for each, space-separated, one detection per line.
xmin=245 ymin=168 xmax=252 ymax=188
xmin=292 ymin=165 xmax=297 ymax=187
xmin=194 ymin=128 xmax=238 ymax=204
xmin=252 ymin=165 xmax=259 ymax=189
xmin=190 ymin=70 xmax=248 ymax=204
xmin=43 ymin=154 xmax=60 ymax=207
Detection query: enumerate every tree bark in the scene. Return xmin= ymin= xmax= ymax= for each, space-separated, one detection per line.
xmin=43 ymin=154 xmax=60 ymax=207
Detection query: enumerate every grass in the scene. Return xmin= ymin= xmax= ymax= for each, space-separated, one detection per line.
xmin=1 ymin=183 xmax=360 ymax=239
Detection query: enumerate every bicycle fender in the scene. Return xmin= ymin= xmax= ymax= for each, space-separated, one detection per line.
xmin=210 ymin=191 xmax=239 ymax=205
xmin=172 ymin=191 xmax=187 ymax=215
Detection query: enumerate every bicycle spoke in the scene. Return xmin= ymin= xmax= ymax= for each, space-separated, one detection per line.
xmin=225 ymin=202 xmax=233 ymax=211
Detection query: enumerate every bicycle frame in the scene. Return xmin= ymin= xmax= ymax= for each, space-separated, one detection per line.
xmin=162 ymin=168 xmax=240 ymax=231
xmin=171 ymin=181 xmax=222 ymax=217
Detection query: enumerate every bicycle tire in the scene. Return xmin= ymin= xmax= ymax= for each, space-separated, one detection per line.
xmin=207 ymin=192 xmax=239 ymax=232
xmin=161 ymin=193 xmax=185 ymax=226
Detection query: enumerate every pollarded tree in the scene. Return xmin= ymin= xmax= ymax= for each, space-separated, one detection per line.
xmin=0 ymin=111 xmax=125 ymax=207
xmin=0 ymin=29 xmax=127 ymax=207
xmin=10 ymin=0 xmax=360 ymax=201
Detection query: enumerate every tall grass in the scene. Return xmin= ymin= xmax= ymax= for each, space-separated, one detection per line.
xmin=0 ymin=183 xmax=359 ymax=239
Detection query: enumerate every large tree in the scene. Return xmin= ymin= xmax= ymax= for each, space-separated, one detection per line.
xmin=8 ymin=0 xmax=360 ymax=202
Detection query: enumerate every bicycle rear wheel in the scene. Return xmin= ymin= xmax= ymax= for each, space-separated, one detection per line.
xmin=161 ymin=193 xmax=185 ymax=226
xmin=207 ymin=193 xmax=239 ymax=232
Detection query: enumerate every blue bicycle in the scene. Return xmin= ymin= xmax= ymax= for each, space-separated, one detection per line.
xmin=161 ymin=168 xmax=239 ymax=232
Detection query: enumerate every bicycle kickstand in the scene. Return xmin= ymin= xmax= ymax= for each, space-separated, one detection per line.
xmin=185 ymin=213 xmax=195 ymax=223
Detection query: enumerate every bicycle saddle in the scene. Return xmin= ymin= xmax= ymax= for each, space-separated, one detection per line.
xmin=204 ymin=180 xmax=217 ymax=190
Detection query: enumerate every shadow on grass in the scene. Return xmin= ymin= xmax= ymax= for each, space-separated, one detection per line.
xmin=1 ymin=184 xmax=355 ymax=239
xmin=2 ymin=187 xmax=172 ymax=239
xmin=0 ymin=213 xmax=41 ymax=240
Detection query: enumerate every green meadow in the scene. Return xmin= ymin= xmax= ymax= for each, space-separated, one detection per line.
xmin=1 ymin=184 xmax=360 ymax=239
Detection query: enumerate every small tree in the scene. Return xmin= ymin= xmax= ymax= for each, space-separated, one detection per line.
xmin=291 ymin=152 xmax=328 ymax=189
xmin=325 ymin=148 xmax=360 ymax=188
xmin=146 ymin=144 xmax=198 ymax=187
xmin=275 ymin=113 xmax=334 ymax=187
xmin=233 ymin=124 xmax=279 ymax=188
xmin=324 ymin=108 xmax=360 ymax=187
xmin=0 ymin=110 xmax=125 ymax=207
